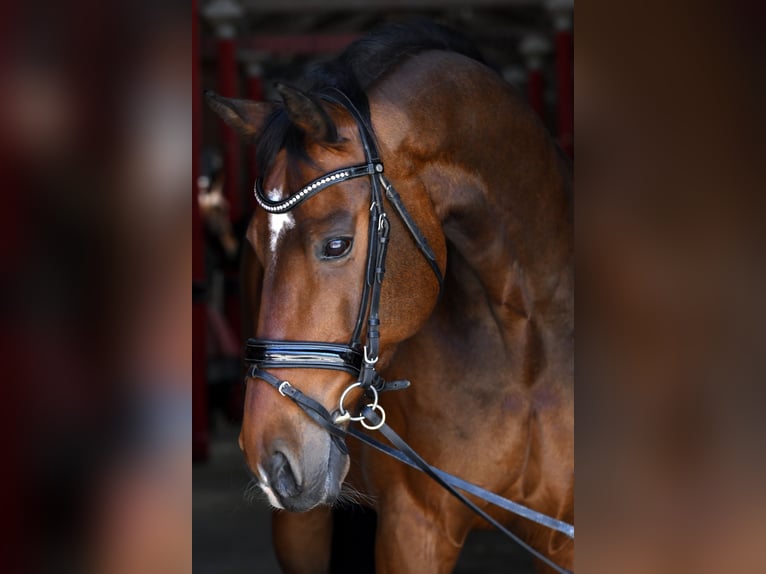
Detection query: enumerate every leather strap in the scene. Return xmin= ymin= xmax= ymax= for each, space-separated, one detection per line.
xmin=245 ymin=340 xmax=363 ymax=376
xmin=380 ymin=175 xmax=444 ymax=296
xmin=245 ymin=366 xmax=572 ymax=574
xmin=248 ymin=367 xmax=349 ymax=455
xmin=356 ymin=406 xmax=573 ymax=574
xmin=244 ymin=341 xmax=408 ymax=394
xmin=345 ymin=425 xmax=574 ymax=538
xmin=243 ymin=88 xmax=571 ymax=570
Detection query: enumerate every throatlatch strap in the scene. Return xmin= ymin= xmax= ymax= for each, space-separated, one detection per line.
xmin=380 ymin=176 xmax=444 ymax=295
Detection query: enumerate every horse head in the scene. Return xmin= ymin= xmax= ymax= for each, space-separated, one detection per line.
xmin=207 ymin=85 xmax=445 ymax=511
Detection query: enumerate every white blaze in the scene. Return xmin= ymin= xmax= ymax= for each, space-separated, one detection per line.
xmin=266 ymin=186 xmax=295 ymax=255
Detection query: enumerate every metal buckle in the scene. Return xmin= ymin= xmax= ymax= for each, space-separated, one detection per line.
xmin=377 ymin=173 xmax=392 ymax=193
xmin=278 ymin=381 xmax=292 ymax=397
xmin=363 ymin=345 xmax=378 ymax=365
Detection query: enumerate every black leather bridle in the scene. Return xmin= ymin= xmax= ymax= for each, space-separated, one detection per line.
xmin=243 ymin=89 xmax=573 ymax=574
xmin=245 ymin=87 xmax=443 ymax=437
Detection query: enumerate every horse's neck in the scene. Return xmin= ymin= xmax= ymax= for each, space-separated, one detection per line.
xmin=376 ymin=51 xmax=573 ymax=384
xmin=432 ymin=230 xmax=573 ymax=390
xmin=423 ymin=154 xmax=572 ymax=319
xmin=423 ymin=151 xmax=573 ymax=358
xmin=430 ymin=128 xmax=572 ymax=386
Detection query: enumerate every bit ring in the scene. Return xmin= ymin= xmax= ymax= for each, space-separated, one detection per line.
xmin=337 ymin=382 xmax=379 ymax=422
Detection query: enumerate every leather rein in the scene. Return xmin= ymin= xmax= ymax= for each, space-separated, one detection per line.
xmin=244 ymin=89 xmax=573 ymax=574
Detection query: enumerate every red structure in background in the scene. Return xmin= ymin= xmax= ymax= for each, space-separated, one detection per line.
xmin=519 ymin=34 xmax=550 ymax=123
xmin=239 ymin=33 xmax=361 ymax=55
xmin=554 ymin=29 xmax=573 ymax=156
xmin=527 ymin=68 xmax=545 ymax=119
xmin=204 ymin=0 xmax=246 ymax=352
xmin=215 ymin=33 xmax=243 ymax=342
xmin=244 ymin=57 xmax=264 ymax=210
xmin=215 ymin=36 xmax=243 ymax=224
xmin=205 ymin=0 xmax=245 ymax=224
xmin=549 ymin=1 xmax=574 ymax=157
xmin=192 ymin=0 xmax=209 ymax=462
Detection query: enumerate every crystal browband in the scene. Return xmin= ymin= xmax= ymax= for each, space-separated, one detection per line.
xmin=253 ymin=163 xmax=383 ymax=214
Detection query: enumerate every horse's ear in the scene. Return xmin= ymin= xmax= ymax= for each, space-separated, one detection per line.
xmin=205 ymin=91 xmax=274 ymax=139
xmin=275 ymin=82 xmax=338 ymax=143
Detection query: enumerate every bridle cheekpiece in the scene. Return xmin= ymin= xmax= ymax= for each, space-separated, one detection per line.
xmin=244 ymin=88 xmax=443 ymax=444
xmin=241 ymin=89 xmax=574 ymax=573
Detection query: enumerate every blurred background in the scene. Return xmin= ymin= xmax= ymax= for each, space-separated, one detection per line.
xmin=0 ymin=1 xmax=191 ymax=572
xmin=193 ymin=1 xmax=572 ymax=572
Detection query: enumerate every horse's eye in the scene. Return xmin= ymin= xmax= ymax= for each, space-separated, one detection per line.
xmin=322 ymin=237 xmax=353 ymax=259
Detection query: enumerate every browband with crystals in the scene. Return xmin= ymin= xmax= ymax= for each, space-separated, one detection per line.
xmin=254 ymin=163 xmax=383 ymax=214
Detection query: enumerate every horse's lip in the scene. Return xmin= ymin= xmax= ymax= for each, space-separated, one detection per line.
xmin=257 ymin=482 xmax=285 ymax=510
xmin=276 ymin=491 xmax=319 ymax=512
xmin=270 ymin=436 xmax=350 ymax=512
xmin=323 ymin=439 xmax=350 ymax=500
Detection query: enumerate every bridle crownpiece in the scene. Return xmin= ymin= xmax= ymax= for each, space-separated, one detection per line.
xmin=245 ymin=88 xmax=442 ymax=422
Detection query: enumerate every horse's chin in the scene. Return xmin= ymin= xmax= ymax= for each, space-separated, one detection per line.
xmin=259 ymin=438 xmax=350 ymax=513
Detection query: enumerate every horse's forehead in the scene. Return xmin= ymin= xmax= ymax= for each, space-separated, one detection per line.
xmin=262 ymin=186 xmax=295 ymax=256
xmin=262 ymin=151 xmax=288 ymax=194
xmin=255 ymin=176 xmax=366 ymax=261
xmin=263 ymin=140 xmax=366 ymax=206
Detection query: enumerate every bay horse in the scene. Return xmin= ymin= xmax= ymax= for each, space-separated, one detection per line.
xmin=207 ymin=21 xmax=573 ymax=574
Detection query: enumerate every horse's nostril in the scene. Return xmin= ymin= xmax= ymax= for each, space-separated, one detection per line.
xmin=270 ymin=451 xmax=301 ymax=499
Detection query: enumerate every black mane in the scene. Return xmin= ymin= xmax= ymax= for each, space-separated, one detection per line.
xmin=333 ymin=20 xmax=486 ymax=92
xmin=256 ymin=20 xmax=486 ymax=177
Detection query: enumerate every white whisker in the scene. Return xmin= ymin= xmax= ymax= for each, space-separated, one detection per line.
xmin=335 ymin=483 xmax=376 ymax=508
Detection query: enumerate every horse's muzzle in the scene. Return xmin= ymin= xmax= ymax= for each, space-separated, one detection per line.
xmin=260 ymin=436 xmax=348 ymax=512
xmin=270 ymin=451 xmax=301 ymax=500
